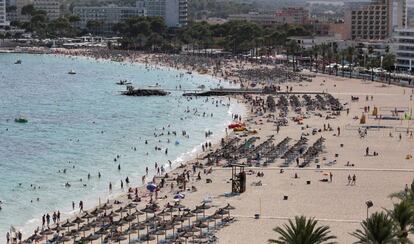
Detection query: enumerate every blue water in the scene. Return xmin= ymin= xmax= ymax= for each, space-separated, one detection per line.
xmin=0 ymin=53 xmax=244 ymax=237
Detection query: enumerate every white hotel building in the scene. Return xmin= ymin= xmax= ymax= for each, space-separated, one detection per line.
xmin=393 ymin=27 xmax=414 ymax=72
xmin=0 ymin=0 xmax=9 ymax=27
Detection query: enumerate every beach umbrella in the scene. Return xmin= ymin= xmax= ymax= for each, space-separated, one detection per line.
xmin=115 ymin=207 xmax=128 ymax=218
xmin=183 ymin=211 xmax=195 ymax=227
xmin=216 ymin=208 xmax=229 ymax=223
xmin=181 ymin=231 xmax=193 ymax=243
xmin=100 ymin=203 xmax=113 ymax=214
xmin=197 ymin=203 xmax=211 ymax=218
xmin=53 ymin=225 xmax=66 ymax=232
xmin=158 ymin=209 xmax=170 ymax=220
xmin=56 ymin=235 xmax=71 ymax=244
xmin=194 ymin=221 xmax=208 ymax=229
xmin=194 ymin=221 xmax=208 ymax=237
xmin=81 ymin=212 xmax=95 ymax=224
xmin=32 ymin=234 xmax=43 ymax=243
xmin=158 ymin=223 xmax=173 ymax=238
xmin=111 ymin=234 xmax=127 ymax=243
xmin=172 ymin=237 xmax=186 ymax=243
xmin=125 ymin=203 xmax=137 ymax=214
xmin=139 ymin=234 xmax=156 ymax=244
xmin=186 ymin=226 xmax=200 ymax=233
xmin=174 ymin=202 xmax=186 ymax=209
xmin=84 ymin=233 xmax=100 ymax=243
xmin=90 ymin=208 xmax=103 ymax=215
xmin=131 ymin=223 xmax=145 ymax=240
xmin=192 ymin=207 xmax=203 ymax=220
xmin=41 ymin=228 xmax=54 ymax=242
xmin=125 ymin=214 xmax=136 ymax=223
xmin=154 ymin=229 xmax=166 ymax=243
xmin=79 ymin=224 xmax=91 ymax=237
xmin=223 ymin=203 xmax=236 ymax=218
xmin=117 ymin=219 xmax=129 ymax=232
xmin=223 ymin=203 xmax=235 ymax=210
xmin=146 ymin=215 xmax=162 ymax=223
xmin=108 ymin=211 xmax=120 ymax=218
xmin=95 ymin=228 xmax=108 ymax=243
xmin=72 ymin=217 xmax=84 ymax=229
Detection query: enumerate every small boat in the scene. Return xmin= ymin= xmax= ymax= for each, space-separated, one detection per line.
xmin=148 ymin=83 xmax=161 ymax=88
xmin=68 ymin=70 xmax=76 ymax=75
xmin=15 ymin=117 xmax=28 ymax=123
xmin=14 ymin=60 xmax=22 ymax=64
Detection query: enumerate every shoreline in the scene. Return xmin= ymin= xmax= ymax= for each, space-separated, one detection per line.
xmin=2 ymin=49 xmax=250 ymax=240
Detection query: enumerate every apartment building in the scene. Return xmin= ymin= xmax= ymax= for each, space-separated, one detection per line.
xmin=228 ymin=7 xmax=309 ymax=26
xmin=140 ymin=0 xmax=188 ymax=27
xmin=274 ymin=7 xmax=309 ymax=25
xmin=228 ymin=12 xmax=276 ymax=26
xmin=393 ymin=27 xmax=414 ymax=72
xmin=0 ymin=0 xmax=9 ymax=27
xmin=33 ymin=0 xmax=60 ymax=20
xmin=344 ymin=0 xmax=406 ymax=40
xmin=73 ymin=4 xmax=146 ymax=34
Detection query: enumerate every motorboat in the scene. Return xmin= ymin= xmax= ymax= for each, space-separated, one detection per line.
xmin=15 ymin=117 xmax=28 ymax=123
xmin=148 ymin=83 xmax=161 ymax=88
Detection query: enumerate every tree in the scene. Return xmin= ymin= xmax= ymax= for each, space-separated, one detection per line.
xmin=21 ymin=4 xmax=34 ymax=16
xmin=351 ymin=212 xmax=398 ymax=244
xmin=268 ymin=216 xmax=337 ymax=244
xmin=390 ymin=179 xmax=414 ymax=203
xmin=87 ymin=20 xmax=103 ymax=35
xmin=386 ymin=200 xmax=414 ymax=241
xmin=382 ymin=54 xmax=396 ymax=72
xmin=68 ymin=15 xmax=80 ymax=24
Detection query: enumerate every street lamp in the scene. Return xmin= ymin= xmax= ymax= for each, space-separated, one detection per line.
xmin=365 ymin=200 xmax=373 ymax=218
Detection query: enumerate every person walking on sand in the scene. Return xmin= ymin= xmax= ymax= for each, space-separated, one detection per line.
xmin=6 ymin=232 xmax=9 ymax=244
xmin=365 ymin=147 xmax=369 ymax=156
xmin=347 ymin=175 xmax=352 ymax=185
xmin=329 ymin=172 xmax=333 ymax=182
xmin=352 ymin=174 xmax=356 ymax=185
xmin=337 ymin=127 xmax=340 ymax=136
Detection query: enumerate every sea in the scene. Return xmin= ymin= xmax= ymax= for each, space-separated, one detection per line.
xmin=0 ymin=53 xmax=245 ymax=238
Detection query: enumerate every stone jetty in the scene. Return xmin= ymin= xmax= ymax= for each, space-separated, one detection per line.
xmin=122 ymin=86 xmax=169 ymax=96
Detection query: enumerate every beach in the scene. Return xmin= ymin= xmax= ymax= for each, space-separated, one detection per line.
xmin=2 ymin=48 xmax=414 ymax=243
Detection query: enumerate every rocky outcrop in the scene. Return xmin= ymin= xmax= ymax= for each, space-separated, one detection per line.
xmin=122 ymin=86 xmax=169 ymax=96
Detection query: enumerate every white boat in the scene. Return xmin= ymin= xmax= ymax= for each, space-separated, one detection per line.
xmin=68 ymin=70 xmax=76 ymax=75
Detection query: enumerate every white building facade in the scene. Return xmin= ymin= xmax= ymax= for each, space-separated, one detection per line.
xmin=0 ymin=0 xmax=9 ymax=27
xmin=73 ymin=4 xmax=146 ymax=34
xmin=139 ymin=0 xmax=187 ymax=27
xmin=33 ymin=0 xmax=61 ymax=20
xmin=393 ymin=27 xmax=414 ymax=72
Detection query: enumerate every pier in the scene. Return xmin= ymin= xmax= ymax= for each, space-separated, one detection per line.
xmin=182 ymin=88 xmax=326 ymax=96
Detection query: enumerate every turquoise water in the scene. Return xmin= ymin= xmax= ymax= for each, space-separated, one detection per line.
xmin=0 ymin=53 xmax=244 ymax=237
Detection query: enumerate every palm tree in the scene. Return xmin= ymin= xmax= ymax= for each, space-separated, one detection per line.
xmin=346 ymin=46 xmax=356 ymax=78
xmin=390 ymin=180 xmax=414 ymax=203
xmin=268 ymin=216 xmax=337 ymax=244
xmin=312 ymin=45 xmax=320 ymax=73
xmin=386 ymin=200 xmax=414 ymax=242
xmin=351 ymin=212 xmax=398 ymax=244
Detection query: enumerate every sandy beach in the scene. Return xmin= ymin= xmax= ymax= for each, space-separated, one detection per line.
xmin=6 ymin=48 xmax=413 ymax=243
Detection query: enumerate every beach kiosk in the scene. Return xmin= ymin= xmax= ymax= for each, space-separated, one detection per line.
xmin=231 ymin=164 xmax=246 ymax=193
